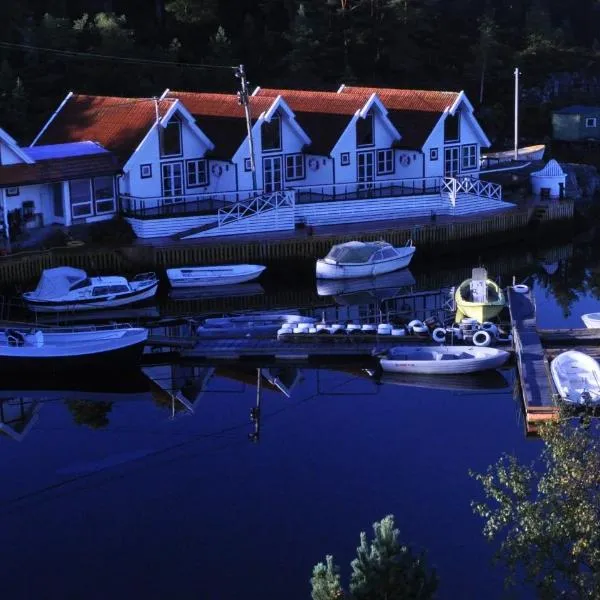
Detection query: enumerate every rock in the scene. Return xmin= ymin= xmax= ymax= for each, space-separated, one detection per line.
xmin=561 ymin=162 xmax=600 ymax=199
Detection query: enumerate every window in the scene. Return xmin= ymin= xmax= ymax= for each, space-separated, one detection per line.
xmin=93 ymin=176 xmax=115 ymax=214
xmin=340 ymin=152 xmax=350 ymax=166
xmin=285 ymin=154 xmax=304 ymax=180
xmin=430 ymin=148 xmax=439 ymax=161
xmin=444 ymin=113 xmax=460 ymax=142
xmin=261 ymin=115 xmax=281 ymax=151
xmin=461 ymin=144 xmax=477 ymax=170
xmin=140 ymin=164 xmax=152 ymax=178
xmin=244 ymin=158 xmax=253 ymax=171
xmin=382 ymin=247 xmax=396 ymax=259
xmin=186 ymin=159 xmax=208 ymax=187
xmin=356 ymin=114 xmax=374 ymax=147
xmin=376 ymin=149 xmax=394 ymax=175
xmin=160 ymin=115 xmax=182 ymax=157
xmin=162 ymin=162 xmax=184 ymax=203
xmin=586 ymin=117 xmax=597 ymax=128
xmin=69 ymin=179 xmax=93 ymax=218
xmin=52 ymin=183 xmax=64 ymax=217
xmin=70 ymin=278 xmax=91 ymax=291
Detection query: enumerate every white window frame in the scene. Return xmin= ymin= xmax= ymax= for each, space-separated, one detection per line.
xmin=69 ymin=179 xmax=93 ymax=219
xmin=161 ymin=162 xmax=184 ymax=204
xmin=186 ymin=159 xmax=208 ymax=188
xmin=585 ymin=117 xmax=597 ymax=128
xmin=93 ymin=176 xmax=116 ymax=215
xmin=285 ymin=154 xmax=304 ymax=181
xmin=461 ymin=144 xmax=477 ymax=171
xmin=376 ymin=149 xmax=394 ymax=175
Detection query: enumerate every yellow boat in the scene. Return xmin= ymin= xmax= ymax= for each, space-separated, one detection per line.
xmin=454 ymin=268 xmax=506 ymax=323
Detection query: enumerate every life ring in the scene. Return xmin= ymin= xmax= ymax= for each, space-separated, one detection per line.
xmin=399 ymin=155 xmax=411 ymax=167
xmin=412 ymin=324 xmax=429 ymax=335
xmin=473 ymin=330 xmax=492 ymax=347
xmin=408 ymin=319 xmax=424 ymax=331
xmin=308 ymin=158 xmax=320 ymax=171
xmin=432 ymin=327 xmax=447 ymax=344
xmin=513 ymin=284 xmax=529 ymax=294
xmin=211 ymin=164 xmax=223 ymax=177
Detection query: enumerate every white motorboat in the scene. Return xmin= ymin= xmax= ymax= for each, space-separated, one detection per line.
xmin=23 ymin=267 xmax=158 ymax=313
xmin=551 ymin=350 xmax=600 ymax=405
xmin=379 ymin=345 xmax=510 ymax=375
xmin=315 ymin=240 xmax=415 ymax=279
xmin=167 ymin=264 xmax=266 ymax=288
xmin=0 ymin=323 xmax=148 ymax=372
xmin=581 ymin=313 xmax=600 ymax=329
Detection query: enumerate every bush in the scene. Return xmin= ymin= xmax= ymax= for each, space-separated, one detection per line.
xmin=87 ymin=216 xmax=135 ymax=245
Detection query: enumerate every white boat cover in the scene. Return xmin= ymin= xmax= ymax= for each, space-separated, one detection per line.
xmin=30 ymin=267 xmax=88 ymax=299
xmin=325 ymin=241 xmax=390 ymax=263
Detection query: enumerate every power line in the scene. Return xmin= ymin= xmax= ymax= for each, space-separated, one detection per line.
xmin=0 ymin=41 xmax=236 ymax=71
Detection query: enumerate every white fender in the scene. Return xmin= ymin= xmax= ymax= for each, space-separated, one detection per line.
xmin=408 ymin=319 xmax=425 ymax=331
xmin=432 ymin=327 xmax=447 ymax=343
xmin=513 ymin=284 xmax=529 ymax=294
xmin=473 ymin=329 xmax=492 ymax=347
xmin=412 ymin=325 xmax=429 ymax=335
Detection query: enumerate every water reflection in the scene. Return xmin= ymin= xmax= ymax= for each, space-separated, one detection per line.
xmin=168 ymin=282 xmax=264 ymax=301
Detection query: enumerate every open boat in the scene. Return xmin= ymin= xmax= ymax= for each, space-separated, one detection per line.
xmin=167 ymin=264 xmax=266 ymax=288
xmin=581 ymin=313 xmax=600 ymax=329
xmin=0 ymin=323 xmax=148 ymax=372
xmin=551 ymin=350 xmax=600 ymax=405
xmin=23 ymin=267 xmax=158 ymax=313
xmin=454 ymin=267 xmax=506 ymax=322
xmin=316 ymin=240 xmax=415 ymax=279
xmin=379 ymin=345 xmax=510 ymax=375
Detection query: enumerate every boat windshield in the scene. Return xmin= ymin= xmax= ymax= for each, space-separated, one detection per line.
xmin=325 ymin=242 xmax=390 ymax=264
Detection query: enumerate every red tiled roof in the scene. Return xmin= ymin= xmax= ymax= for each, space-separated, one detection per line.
xmin=254 ymin=88 xmax=366 ymax=115
xmin=34 ymin=94 xmax=175 ymax=163
xmin=165 ymin=91 xmax=279 ymax=159
xmin=0 ymin=153 xmax=120 ymax=187
xmin=339 ymin=86 xmax=460 ymax=113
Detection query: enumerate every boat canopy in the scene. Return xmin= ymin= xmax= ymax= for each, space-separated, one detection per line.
xmin=325 ymin=241 xmax=391 ymax=264
xmin=31 ymin=267 xmax=88 ymax=299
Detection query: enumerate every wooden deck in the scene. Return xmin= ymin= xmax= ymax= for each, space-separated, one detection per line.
xmin=507 ymin=286 xmax=559 ymax=434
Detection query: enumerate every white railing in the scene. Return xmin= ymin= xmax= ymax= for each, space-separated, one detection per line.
xmin=441 ymin=176 xmax=503 ymax=206
xmin=217 ymin=190 xmax=295 ymax=227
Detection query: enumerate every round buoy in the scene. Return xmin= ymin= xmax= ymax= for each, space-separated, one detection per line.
xmin=513 ymin=284 xmax=529 ymax=294
xmin=432 ymin=327 xmax=447 ymax=343
xmin=412 ymin=324 xmax=429 ymax=335
xmin=316 ymin=323 xmax=328 ymax=331
xmin=391 ymin=328 xmax=406 ymax=336
xmin=473 ymin=329 xmax=492 ymax=347
xmin=377 ymin=324 xmax=392 ymax=335
xmin=347 ymin=323 xmax=361 ymax=332
xmin=361 ymin=324 xmax=377 ymax=332
xmin=331 ymin=323 xmax=344 ymax=333
xmin=308 ymin=327 xmax=317 ymax=334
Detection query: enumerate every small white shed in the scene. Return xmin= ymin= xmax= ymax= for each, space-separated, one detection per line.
xmin=530 ymin=159 xmax=566 ymax=198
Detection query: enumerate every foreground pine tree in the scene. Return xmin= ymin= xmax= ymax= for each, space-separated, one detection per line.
xmin=311 ymin=515 xmax=438 ymax=600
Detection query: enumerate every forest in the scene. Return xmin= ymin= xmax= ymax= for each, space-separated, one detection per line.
xmin=1 ymin=0 xmax=600 ymax=145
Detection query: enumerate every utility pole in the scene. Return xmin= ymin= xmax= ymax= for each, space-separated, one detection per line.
xmin=514 ymin=67 xmax=520 ymax=161
xmin=235 ymin=64 xmax=258 ymax=192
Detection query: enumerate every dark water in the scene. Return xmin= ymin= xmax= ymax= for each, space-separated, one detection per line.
xmin=0 ymin=232 xmax=597 ymax=599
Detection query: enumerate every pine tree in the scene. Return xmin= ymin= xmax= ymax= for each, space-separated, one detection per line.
xmin=310 ymin=515 xmax=437 ymax=600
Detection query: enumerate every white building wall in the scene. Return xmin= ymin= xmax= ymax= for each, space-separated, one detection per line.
xmin=0 ymin=142 xmax=26 ymax=165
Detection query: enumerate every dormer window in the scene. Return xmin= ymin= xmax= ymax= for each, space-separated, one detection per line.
xmin=444 ymin=113 xmax=460 ymax=143
xmin=160 ymin=114 xmax=182 ymax=157
xmin=262 ymin=115 xmax=281 ymax=151
xmin=356 ymin=114 xmax=374 ymax=147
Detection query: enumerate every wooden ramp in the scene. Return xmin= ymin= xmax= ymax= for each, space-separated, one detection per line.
xmin=507 ymin=286 xmax=559 ymax=434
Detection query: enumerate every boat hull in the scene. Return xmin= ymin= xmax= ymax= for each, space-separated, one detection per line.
xmin=581 ymin=313 xmax=600 ymax=329
xmin=454 ymin=279 xmax=506 ymax=322
xmin=316 ymin=248 xmax=415 ymax=280
xmin=23 ymin=281 xmax=159 ymax=313
xmin=380 ymin=345 xmax=510 ymax=375
xmin=551 ymin=350 xmax=600 ymax=405
xmin=167 ymin=265 xmax=266 ymax=288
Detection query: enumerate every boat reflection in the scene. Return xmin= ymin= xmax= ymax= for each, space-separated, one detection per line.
xmin=168 ymin=282 xmax=264 ymax=301
xmin=316 ymin=269 xmax=416 ymax=305
xmin=374 ymin=369 xmax=511 ymax=393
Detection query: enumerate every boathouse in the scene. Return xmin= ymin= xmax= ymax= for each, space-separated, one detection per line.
xmin=24 ymin=85 xmax=511 ymax=240
xmin=0 ymin=127 xmax=119 ymax=241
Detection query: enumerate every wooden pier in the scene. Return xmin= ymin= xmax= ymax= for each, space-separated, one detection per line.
xmin=509 ymin=288 xmax=600 ymax=434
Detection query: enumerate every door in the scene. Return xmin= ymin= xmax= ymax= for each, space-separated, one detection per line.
xmin=444 ymin=147 xmax=460 ymax=176
xmin=357 ymin=151 xmax=375 ymax=190
xmin=263 ymin=156 xmax=282 ymax=193
xmin=162 ymin=162 xmax=183 ymax=204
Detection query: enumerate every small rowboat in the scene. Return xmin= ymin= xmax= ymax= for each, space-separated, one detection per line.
xmin=167 ymin=264 xmax=266 ymax=288
xmin=581 ymin=313 xmax=600 ymax=329
xmin=551 ymin=350 xmax=600 ymax=405
xmin=379 ymin=345 xmax=510 ymax=375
